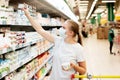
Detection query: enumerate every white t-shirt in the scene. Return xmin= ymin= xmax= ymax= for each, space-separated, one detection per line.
xmin=49 ymin=36 xmax=85 ymax=80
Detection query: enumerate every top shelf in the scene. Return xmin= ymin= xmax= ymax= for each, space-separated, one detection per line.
xmin=9 ymin=0 xmax=68 ymax=19
xmin=9 ymin=0 xmax=78 ymax=23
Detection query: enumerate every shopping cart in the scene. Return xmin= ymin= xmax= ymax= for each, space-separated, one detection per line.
xmin=114 ymin=30 xmax=120 ymax=54
xmin=71 ymin=73 xmax=120 ymax=80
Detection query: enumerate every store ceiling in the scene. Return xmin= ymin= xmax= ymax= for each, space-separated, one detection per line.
xmin=76 ymin=0 xmax=108 ymax=19
xmin=91 ymin=0 xmax=117 ymax=19
xmin=79 ymin=0 xmax=92 ymax=19
xmin=66 ymin=0 xmax=117 ymax=20
xmin=66 ymin=0 xmax=95 ymax=19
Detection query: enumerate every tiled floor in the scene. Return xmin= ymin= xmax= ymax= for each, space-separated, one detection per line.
xmin=83 ymin=34 xmax=120 ymax=80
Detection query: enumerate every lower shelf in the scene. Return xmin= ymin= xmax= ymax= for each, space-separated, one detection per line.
xmin=39 ymin=65 xmax=52 ymax=80
xmin=28 ymin=54 xmax=53 ymax=80
xmin=0 ymin=44 xmax=54 ymax=79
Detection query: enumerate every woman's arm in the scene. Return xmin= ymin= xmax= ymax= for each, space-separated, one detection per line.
xmin=71 ymin=61 xmax=86 ymax=75
xmin=22 ymin=6 xmax=54 ymax=43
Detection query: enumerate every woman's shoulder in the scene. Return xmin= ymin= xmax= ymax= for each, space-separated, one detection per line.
xmin=74 ymin=43 xmax=84 ymax=50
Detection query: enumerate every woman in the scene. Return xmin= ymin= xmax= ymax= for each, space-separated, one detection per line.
xmin=22 ymin=5 xmax=86 ymax=80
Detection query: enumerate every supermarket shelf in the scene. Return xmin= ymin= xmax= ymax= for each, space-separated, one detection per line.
xmin=39 ymin=65 xmax=52 ymax=80
xmin=45 ymin=0 xmax=78 ymax=23
xmin=0 ymin=24 xmax=31 ymax=27
xmin=0 ymin=53 xmax=36 ymax=79
xmin=0 ymin=24 xmax=61 ymax=27
xmin=41 ymin=44 xmax=54 ymax=54
xmin=9 ymin=0 xmax=77 ymax=21
xmin=28 ymin=54 xmax=53 ymax=80
xmin=0 ymin=44 xmax=54 ymax=79
xmin=0 ymin=24 xmax=61 ymax=30
xmin=0 ymin=38 xmax=43 ymax=55
xmin=9 ymin=0 xmax=69 ymax=19
xmin=0 ymin=9 xmax=13 ymax=12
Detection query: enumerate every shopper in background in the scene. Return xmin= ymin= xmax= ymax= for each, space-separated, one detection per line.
xmin=81 ymin=25 xmax=88 ymax=38
xmin=22 ymin=4 xmax=86 ymax=80
xmin=108 ymin=26 xmax=115 ymax=54
xmin=89 ymin=25 xmax=93 ymax=35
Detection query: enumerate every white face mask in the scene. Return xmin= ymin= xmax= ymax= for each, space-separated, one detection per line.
xmin=58 ymin=27 xmax=66 ymax=38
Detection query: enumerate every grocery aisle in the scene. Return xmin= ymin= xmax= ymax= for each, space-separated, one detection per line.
xmin=1 ymin=0 xmax=120 ymax=80
xmin=83 ymin=34 xmax=120 ymax=80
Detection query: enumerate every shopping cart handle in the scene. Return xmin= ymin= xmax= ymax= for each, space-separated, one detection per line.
xmin=71 ymin=74 xmax=75 ymax=79
xmin=71 ymin=73 xmax=120 ymax=79
xmin=87 ymin=73 xmax=92 ymax=79
xmin=71 ymin=73 xmax=92 ymax=79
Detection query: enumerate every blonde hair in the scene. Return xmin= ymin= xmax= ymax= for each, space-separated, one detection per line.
xmin=66 ymin=20 xmax=82 ymax=45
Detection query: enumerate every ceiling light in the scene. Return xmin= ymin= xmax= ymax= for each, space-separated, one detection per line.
xmin=98 ymin=6 xmax=106 ymax=8
xmin=114 ymin=9 xmax=116 ymax=13
xmin=76 ymin=16 xmax=79 ymax=19
xmin=105 ymin=10 xmax=107 ymax=13
xmin=102 ymin=0 xmax=116 ymax=3
xmin=79 ymin=4 xmax=88 ymax=6
xmin=92 ymin=14 xmax=97 ymax=17
xmin=80 ymin=1 xmax=89 ymax=3
xmin=86 ymin=0 xmax=98 ymax=19
xmin=79 ymin=6 xmax=88 ymax=9
xmin=80 ymin=9 xmax=87 ymax=12
xmin=95 ymin=16 xmax=97 ymax=19
xmin=101 ymin=13 xmax=105 ymax=16
xmin=81 ymin=17 xmax=85 ymax=19
xmin=94 ymin=8 xmax=105 ymax=13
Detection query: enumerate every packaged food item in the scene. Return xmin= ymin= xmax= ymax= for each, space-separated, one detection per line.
xmin=18 ymin=4 xmax=25 ymax=9
xmin=62 ymin=62 xmax=71 ymax=71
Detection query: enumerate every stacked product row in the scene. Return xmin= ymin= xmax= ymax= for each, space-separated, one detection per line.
xmin=0 ymin=27 xmax=54 ymax=54
xmin=5 ymin=51 xmax=53 ymax=80
xmin=0 ymin=30 xmax=53 ymax=79
xmin=0 ymin=0 xmax=63 ymax=80
xmin=0 ymin=26 xmax=58 ymax=55
xmin=33 ymin=58 xmax=52 ymax=80
xmin=0 ymin=0 xmax=65 ymax=26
